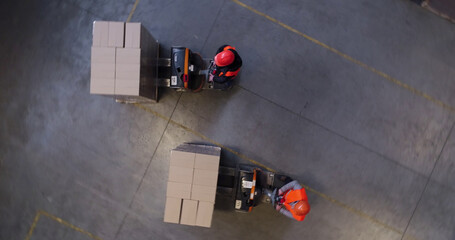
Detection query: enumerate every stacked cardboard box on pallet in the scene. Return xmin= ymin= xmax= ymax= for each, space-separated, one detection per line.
xmin=90 ymin=21 xmax=158 ymax=100
xmin=164 ymin=144 xmax=220 ymax=228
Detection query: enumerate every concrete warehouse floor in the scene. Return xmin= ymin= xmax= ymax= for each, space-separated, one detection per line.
xmin=1 ymin=0 xmax=455 ymax=239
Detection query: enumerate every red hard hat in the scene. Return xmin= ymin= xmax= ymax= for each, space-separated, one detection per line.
xmin=294 ymin=200 xmax=310 ymax=216
xmin=214 ymin=50 xmax=235 ymax=67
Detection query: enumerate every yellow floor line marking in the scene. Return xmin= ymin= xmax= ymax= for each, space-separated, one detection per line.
xmin=38 ymin=210 xmax=103 ymax=240
xmin=25 ymin=210 xmax=103 ymax=240
xmin=134 ymin=103 xmax=408 ymax=236
xmin=24 ymin=211 xmax=41 ymax=240
xmin=126 ymin=0 xmax=141 ymax=22
xmin=231 ymin=0 xmax=455 ymax=114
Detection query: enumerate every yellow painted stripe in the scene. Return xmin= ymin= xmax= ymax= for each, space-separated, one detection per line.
xmin=231 ymin=0 xmax=455 ymax=114
xmin=24 ymin=211 xmax=41 ymax=240
xmin=133 ymin=103 xmax=409 ymax=236
xmin=126 ymin=0 xmax=141 ymax=22
xmin=38 ymin=210 xmax=103 ymax=240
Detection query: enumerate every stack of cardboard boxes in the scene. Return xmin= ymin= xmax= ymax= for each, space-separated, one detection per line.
xmin=90 ymin=21 xmax=157 ymax=99
xmin=164 ymin=145 xmax=221 ymax=228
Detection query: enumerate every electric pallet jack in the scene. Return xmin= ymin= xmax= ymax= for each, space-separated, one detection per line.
xmin=217 ymin=164 xmax=292 ymax=212
xmin=162 ymin=47 xmax=229 ymax=91
xmin=150 ymin=46 xmax=229 ymax=96
xmin=115 ymin=46 xmax=231 ymax=104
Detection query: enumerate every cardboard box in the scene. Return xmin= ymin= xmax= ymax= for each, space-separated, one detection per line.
xmin=108 ymin=21 xmax=124 ymax=47
xmin=90 ymin=79 xmax=115 ymax=95
xmin=180 ymin=200 xmax=198 ymax=226
xmin=166 ymin=182 xmax=192 ymax=199
xmin=114 ymin=86 xmax=139 ymax=96
xmin=91 ymin=47 xmax=116 ymax=63
xmin=116 ymin=48 xmax=140 ymax=64
xmin=90 ymin=47 xmax=115 ymax=94
xmin=194 ymin=154 xmax=219 ymax=171
xmin=125 ymin=22 xmax=141 ymax=48
xmin=90 ymin=21 xmax=159 ymax=101
xmin=196 ymin=201 xmax=214 ymax=228
xmin=191 ymin=185 xmax=216 ymax=203
xmin=170 ymin=151 xmax=196 ymax=169
xmin=163 ymin=145 xmax=220 ymax=227
xmin=92 ymin=21 xmax=109 ymax=47
xmin=115 ymin=79 xmax=140 ymax=92
xmin=115 ymin=75 xmax=140 ymax=96
xmin=115 ymin=79 xmax=140 ymax=88
xmin=115 ymin=48 xmax=140 ymax=96
xmin=115 ymin=63 xmax=140 ymax=80
xmin=91 ymin=63 xmax=115 ymax=79
xmin=192 ymin=169 xmax=218 ymax=187
xmin=115 ymin=88 xmax=138 ymax=96
xmin=169 ymin=165 xmax=194 ymax=184
xmin=163 ymin=197 xmax=182 ymax=224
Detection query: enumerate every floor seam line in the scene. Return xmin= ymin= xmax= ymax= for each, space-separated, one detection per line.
xmin=236 ymin=85 xmax=438 ymax=179
xmin=127 ymin=93 xmax=182 ymax=207
xmin=113 ymin=213 xmax=128 ymax=239
xmin=400 ymin=120 xmax=455 ymax=239
xmin=113 ymin=93 xmax=183 ymax=239
xmin=200 ymin=0 xmax=226 ymax=53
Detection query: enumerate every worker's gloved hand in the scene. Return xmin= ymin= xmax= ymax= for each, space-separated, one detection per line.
xmin=208 ymin=73 xmax=214 ymax=82
xmin=276 ymin=205 xmax=282 ymax=211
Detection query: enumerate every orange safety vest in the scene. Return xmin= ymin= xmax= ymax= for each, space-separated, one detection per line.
xmin=283 ymin=188 xmax=309 ymax=221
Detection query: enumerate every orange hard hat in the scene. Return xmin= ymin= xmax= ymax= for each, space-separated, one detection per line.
xmin=294 ymin=200 xmax=310 ymax=216
xmin=214 ymin=50 xmax=235 ymax=67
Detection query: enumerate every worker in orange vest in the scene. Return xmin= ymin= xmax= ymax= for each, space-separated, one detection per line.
xmin=275 ymin=180 xmax=310 ymax=221
xmin=210 ymin=45 xmax=242 ymax=90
